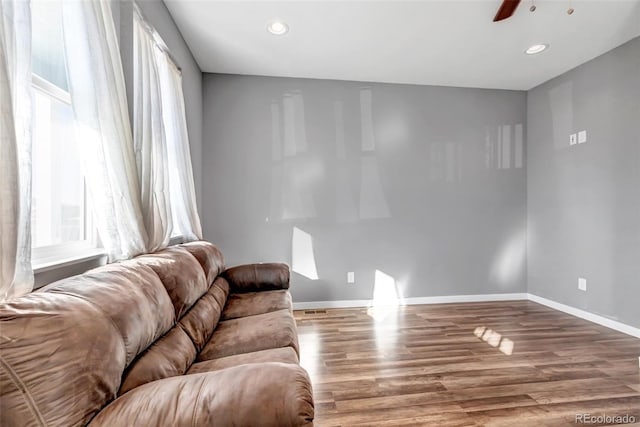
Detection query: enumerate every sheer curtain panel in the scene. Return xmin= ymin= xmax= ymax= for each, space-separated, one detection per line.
xmin=134 ymin=9 xmax=202 ymax=243
xmin=157 ymin=47 xmax=203 ymax=241
xmin=133 ymin=10 xmax=173 ymax=251
xmin=0 ymin=0 xmax=34 ymax=301
xmin=62 ymin=0 xmax=148 ymax=261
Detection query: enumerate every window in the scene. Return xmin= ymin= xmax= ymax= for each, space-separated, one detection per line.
xmin=30 ymin=0 xmax=99 ymax=265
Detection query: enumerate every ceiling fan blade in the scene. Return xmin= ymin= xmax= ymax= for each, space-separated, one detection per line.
xmin=493 ymin=0 xmax=521 ymax=22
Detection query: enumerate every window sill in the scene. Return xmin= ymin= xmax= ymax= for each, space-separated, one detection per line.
xmin=33 ymin=249 xmax=107 ymax=274
xmin=32 ymin=235 xmax=187 ymax=276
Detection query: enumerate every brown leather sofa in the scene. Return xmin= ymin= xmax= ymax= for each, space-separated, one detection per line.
xmin=0 ymin=241 xmax=314 ymax=426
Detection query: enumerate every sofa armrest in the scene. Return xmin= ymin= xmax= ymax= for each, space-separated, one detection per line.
xmin=89 ymin=363 xmax=314 ymax=427
xmin=222 ymin=263 xmax=290 ymax=293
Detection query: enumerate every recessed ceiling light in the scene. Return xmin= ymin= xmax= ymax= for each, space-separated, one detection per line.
xmin=267 ymin=21 xmax=288 ymax=35
xmin=525 ymin=43 xmax=549 ymax=55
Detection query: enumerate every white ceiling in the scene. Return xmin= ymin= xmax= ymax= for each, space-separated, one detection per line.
xmin=164 ymin=0 xmax=640 ymax=90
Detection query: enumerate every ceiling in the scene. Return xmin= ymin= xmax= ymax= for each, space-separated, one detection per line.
xmin=164 ymin=0 xmax=640 ymax=90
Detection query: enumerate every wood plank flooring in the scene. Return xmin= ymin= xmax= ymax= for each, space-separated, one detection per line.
xmin=293 ymin=301 xmax=640 ymax=426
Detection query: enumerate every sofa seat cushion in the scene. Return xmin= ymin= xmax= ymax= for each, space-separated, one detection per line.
xmin=188 ymin=347 xmax=298 ymax=375
xmin=221 ymin=289 xmax=292 ymax=321
xmin=198 ymin=309 xmax=299 ymax=361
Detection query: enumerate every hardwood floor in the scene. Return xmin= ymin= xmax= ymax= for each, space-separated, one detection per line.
xmin=294 ymin=301 xmax=640 ymax=426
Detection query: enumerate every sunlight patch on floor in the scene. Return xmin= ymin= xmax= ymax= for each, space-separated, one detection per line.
xmin=474 ymin=326 xmax=514 ymax=355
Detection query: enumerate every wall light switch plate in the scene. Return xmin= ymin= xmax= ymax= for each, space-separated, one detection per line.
xmin=578 ymin=130 xmax=587 ymax=144
xmin=578 ymin=277 xmax=587 ymax=291
xmin=570 ymin=134 xmax=577 ymax=145
xmin=347 ymin=272 xmax=355 ymax=283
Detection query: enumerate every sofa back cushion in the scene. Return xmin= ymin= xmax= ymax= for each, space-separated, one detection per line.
xmin=121 ymin=277 xmax=230 ymax=396
xmin=179 ymin=241 xmax=224 ymax=285
xmin=0 ymin=292 xmax=127 ymax=426
xmin=42 ymin=262 xmax=176 ymax=366
xmin=133 ymin=247 xmax=208 ymax=319
xmin=119 ymin=327 xmax=196 ymax=396
xmin=118 ymin=245 xmax=227 ymax=394
xmin=178 ymin=277 xmax=230 ymax=352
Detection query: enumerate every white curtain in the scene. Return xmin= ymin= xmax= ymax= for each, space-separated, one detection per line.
xmin=0 ymin=0 xmax=33 ymax=301
xmin=133 ymin=10 xmax=173 ymax=251
xmin=134 ymin=9 xmax=202 ymax=243
xmin=157 ymin=44 xmax=202 ymax=241
xmin=62 ymin=0 xmax=148 ymax=261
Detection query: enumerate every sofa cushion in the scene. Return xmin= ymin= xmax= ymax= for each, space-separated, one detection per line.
xmin=42 ymin=262 xmax=175 ymax=366
xmin=133 ymin=247 xmax=208 ymax=319
xmin=198 ymin=309 xmax=299 ymax=361
xmin=89 ymin=364 xmax=314 ymax=427
xmin=179 ymin=241 xmax=224 ymax=285
xmin=188 ymin=347 xmax=298 ymax=375
xmin=0 ymin=292 xmax=126 ymax=427
xmin=119 ymin=327 xmax=197 ymax=396
xmin=221 ymin=289 xmax=292 ymax=321
xmin=178 ymin=277 xmax=229 ymax=352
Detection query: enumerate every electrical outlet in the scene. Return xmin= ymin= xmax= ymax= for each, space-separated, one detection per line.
xmin=578 ymin=130 xmax=587 ymax=144
xmin=569 ymin=134 xmax=577 ymax=145
xmin=347 ymin=272 xmax=355 ymax=284
xmin=578 ymin=277 xmax=587 ymax=292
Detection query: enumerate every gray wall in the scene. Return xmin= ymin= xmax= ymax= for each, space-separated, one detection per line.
xmin=527 ymin=37 xmax=640 ymax=328
xmin=202 ymin=75 xmax=527 ymax=303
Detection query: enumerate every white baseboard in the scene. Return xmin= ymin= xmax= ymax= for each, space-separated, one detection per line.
xmin=527 ymin=293 xmax=640 ymax=338
xmin=406 ymin=293 xmax=528 ymax=305
xmin=293 ymin=299 xmax=374 ymax=310
xmin=292 ymin=293 xmax=528 ymax=310
xmin=293 ymin=292 xmax=640 ymax=339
